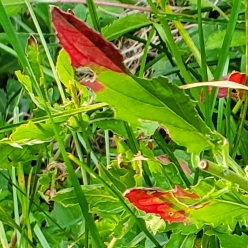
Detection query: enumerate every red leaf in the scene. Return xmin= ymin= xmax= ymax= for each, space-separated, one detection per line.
xmin=201 ymin=71 xmax=246 ymax=101
xmin=51 ymin=7 xmax=126 ymax=74
xmin=124 ymin=186 xmax=200 ymax=223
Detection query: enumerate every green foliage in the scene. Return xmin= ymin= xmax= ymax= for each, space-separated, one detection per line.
xmin=102 ymin=13 xmax=151 ymax=41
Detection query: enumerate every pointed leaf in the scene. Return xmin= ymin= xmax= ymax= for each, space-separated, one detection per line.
xmin=51 ymin=7 xmax=125 ymax=72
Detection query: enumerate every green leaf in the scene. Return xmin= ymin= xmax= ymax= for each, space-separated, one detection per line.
xmin=15 ymin=70 xmax=43 ymax=108
xmin=1 ymin=0 xmax=25 ymax=16
xmin=93 ymin=119 xmax=128 ymax=138
xmin=190 ymin=199 xmax=248 ymax=229
xmin=56 ymin=49 xmax=74 ymax=88
xmin=52 ymin=184 xmax=123 ymax=214
xmin=166 ymin=233 xmax=195 ymax=248
xmin=26 ymin=36 xmax=43 ymax=82
xmin=10 ymin=121 xmax=55 ymax=143
xmin=102 ymin=13 xmax=151 ymax=41
xmin=206 ymin=230 xmax=248 ymax=248
xmin=94 ymin=69 xmax=217 ymax=153
xmin=206 ymin=29 xmax=245 ymax=50
xmin=0 ymin=143 xmax=43 ymax=168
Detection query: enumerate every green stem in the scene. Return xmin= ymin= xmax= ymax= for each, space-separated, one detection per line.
xmin=105 ymin=130 xmax=110 ymax=165
xmin=210 ymin=0 xmax=242 ymax=118
xmin=232 ymin=100 xmax=243 ymax=115
xmin=231 ymin=94 xmax=248 ymax=158
xmin=86 ymin=0 xmax=101 ymax=32
xmin=193 ymin=167 xmax=200 ymax=185
xmin=74 ymin=133 xmax=89 ymax=185
xmin=225 ymin=89 xmax=232 ymax=143
xmin=198 ymin=160 xmax=248 ymax=192
xmin=217 ymin=98 xmax=225 ymax=134
xmin=0 ymin=171 xmax=72 ymax=240
xmin=197 ymin=0 xmax=211 ymax=127
xmin=153 ymin=130 xmax=191 ymax=188
xmin=139 ymin=26 xmax=155 ymax=77
xmin=166 ymin=5 xmax=213 ymax=79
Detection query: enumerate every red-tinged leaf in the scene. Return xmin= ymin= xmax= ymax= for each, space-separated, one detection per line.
xmin=173 ymin=186 xmax=199 ymax=202
xmin=51 ymin=7 xmax=126 ymax=73
xmin=124 ymin=187 xmax=189 ymax=223
xmin=80 ymin=79 xmax=104 ymax=92
xmin=156 ymin=155 xmax=192 ymax=174
xmin=124 ymin=186 xmax=210 ymax=224
xmin=200 ymin=71 xmax=246 ymax=101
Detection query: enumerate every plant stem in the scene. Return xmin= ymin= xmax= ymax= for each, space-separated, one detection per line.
xmin=231 ymin=93 xmax=248 ymax=158
xmin=197 ymin=0 xmax=211 ymax=127
xmin=86 ymin=0 xmax=101 ymax=32
xmin=210 ymin=0 xmax=243 ymax=118
xmin=139 ymin=26 xmax=155 ymax=77
xmin=198 ymin=160 xmax=248 ymax=192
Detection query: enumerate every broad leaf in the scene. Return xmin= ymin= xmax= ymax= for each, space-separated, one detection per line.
xmin=93 ymin=70 xmax=216 ymax=153
xmin=190 ymin=199 xmax=248 ymax=228
xmin=51 ymin=7 xmax=221 ymax=153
